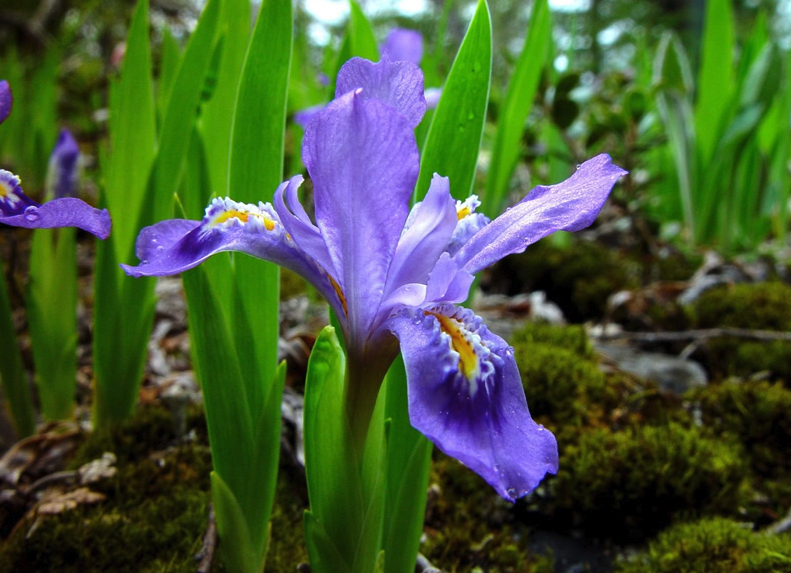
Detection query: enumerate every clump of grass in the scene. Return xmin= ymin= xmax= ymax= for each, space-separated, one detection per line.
xmin=615 ymin=517 xmax=791 ymax=573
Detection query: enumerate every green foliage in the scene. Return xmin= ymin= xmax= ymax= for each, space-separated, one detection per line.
xmin=615 ymin=518 xmax=791 ymax=573
xmin=551 ymin=423 xmax=752 ymax=541
xmin=417 ymin=0 xmax=491 ymax=202
xmin=483 ymin=0 xmax=551 ymax=216
xmin=688 ymin=282 xmax=791 ymax=378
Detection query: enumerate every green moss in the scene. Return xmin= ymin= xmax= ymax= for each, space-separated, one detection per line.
xmin=549 ymin=423 xmax=752 ymax=541
xmin=489 ymin=240 xmax=638 ymax=323
xmin=615 ymin=518 xmax=791 ymax=573
xmin=515 ymin=342 xmax=606 ymax=428
xmin=421 ymin=453 xmax=555 ymax=573
xmin=689 ymin=380 xmax=791 ymax=477
xmin=264 ymin=464 xmax=309 ymax=572
xmin=0 ymin=405 xmax=214 ymax=573
xmin=688 ymin=282 xmax=791 ymax=379
xmin=510 ymin=322 xmax=593 ymax=359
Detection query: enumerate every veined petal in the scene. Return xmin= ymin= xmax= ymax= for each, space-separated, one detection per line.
xmin=388 ymin=304 xmax=558 ymax=501
xmin=303 ymin=90 xmax=419 ymax=341
xmin=380 ymin=28 xmax=423 ymax=64
xmin=383 ymin=174 xmax=456 ymax=300
xmin=121 ymin=196 xmax=350 ymax=318
xmin=273 ymin=175 xmax=336 ymax=277
xmin=0 ymin=80 xmax=11 ymax=124
xmin=0 ymin=170 xmax=109 ymax=238
xmin=454 ymin=154 xmax=627 ymax=274
xmin=293 ymin=103 xmax=325 ymax=130
xmin=335 ymin=57 xmax=426 ymax=127
xmin=424 ymin=252 xmax=474 ymax=305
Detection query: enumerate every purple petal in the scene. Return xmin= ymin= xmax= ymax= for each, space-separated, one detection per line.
xmin=294 ymin=103 xmax=325 ymax=129
xmin=388 ymin=304 xmax=558 ymax=501
xmin=447 ymin=195 xmax=490 ymax=257
xmin=335 ymin=57 xmax=426 ymax=127
xmin=424 ymin=252 xmax=474 ymax=304
xmin=0 ymin=170 xmax=37 ymax=215
xmin=454 ymin=154 xmax=627 ymax=274
xmin=383 ymin=174 xmax=456 ymax=299
xmin=303 ymin=90 xmax=419 ymax=341
xmin=380 ymin=28 xmax=423 ymax=64
xmin=0 ymin=170 xmax=109 ymax=239
xmin=120 ymin=196 xmax=346 ymax=316
xmin=0 ymin=80 xmax=11 ymax=125
xmin=48 ymin=129 xmax=81 ymax=199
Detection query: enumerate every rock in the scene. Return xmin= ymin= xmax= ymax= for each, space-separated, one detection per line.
xmin=596 ymin=343 xmax=707 ymax=394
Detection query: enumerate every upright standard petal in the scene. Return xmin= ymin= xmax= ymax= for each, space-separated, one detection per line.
xmin=388 ymin=304 xmax=558 ymax=501
xmin=454 ymin=154 xmax=627 ymax=274
xmin=0 ymin=80 xmax=11 ymax=125
xmin=0 ymin=170 xmax=110 ymax=238
xmin=335 ymin=57 xmax=426 ymax=127
xmin=47 ymin=129 xmax=81 ymax=199
xmin=380 ymin=28 xmax=423 ymax=64
xmin=303 ymin=90 xmax=419 ymax=340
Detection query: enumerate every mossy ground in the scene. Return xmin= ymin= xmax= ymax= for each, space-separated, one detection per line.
xmin=0 ymin=405 xmax=310 ymax=573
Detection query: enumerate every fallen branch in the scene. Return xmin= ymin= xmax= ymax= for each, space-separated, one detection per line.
xmin=591 ymin=327 xmax=791 ymax=343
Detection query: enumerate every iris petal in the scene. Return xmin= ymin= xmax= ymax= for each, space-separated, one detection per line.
xmin=380 ymin=28 xmax=423 ymax=64
xmin=0 ymin=170 xmax=110 ymax=239
xmin=454 ymin=154 xmax=627 ymax=274
xmin=303 ymin=90 xmax=419 ymax=341
xmin=0 ymin=80 xmax=11 ymax=125
xmin=335 ymin=58 xmax=426 ymax=127
xmin=388 ymin=304 xmax=559 ymax=501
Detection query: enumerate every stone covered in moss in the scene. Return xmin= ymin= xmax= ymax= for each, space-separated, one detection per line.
xmin=688 ymin=281 xmax=791 ymax=379
xmin=549 ymin=423 xmax=752 ymax=541
xmin=615 ymin=517 xmax=791 ymax=573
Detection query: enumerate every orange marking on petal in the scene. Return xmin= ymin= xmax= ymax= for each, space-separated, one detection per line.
xmin=456 ymin=206 xmax=471 ymax=220
xmin=328 ymin=275 xmax=348 ymax=316
xmin=426 ymin=311 xmax=478 ymax=379
xmin=214 ymin=210 xmax=250 ymax=224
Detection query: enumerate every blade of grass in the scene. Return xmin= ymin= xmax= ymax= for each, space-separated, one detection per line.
xmin=417 ymin=0 xmax=492 ymax=201
xmin=483 ymin=0 xmax=551 ymax=217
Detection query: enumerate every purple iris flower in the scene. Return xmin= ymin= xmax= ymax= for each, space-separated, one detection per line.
xmin=0 ymin=82 xmax=110 ymax=239
xmin=294 ymin=28 xmax=438 ymax=129
xmin=122 ymin=57 xmax=625 ymax=501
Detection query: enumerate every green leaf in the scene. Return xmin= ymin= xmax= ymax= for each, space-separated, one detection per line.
xmin=27 ymin=228 xmax=77 ymax=421
xmin=0 ymin=273 xmax=35 ymax=437
xmin=417 ymin=0 xmax=491 ymax=202
xmin=382 ymin=356 xmax=432 ymax=573
xmin=200 ymin=0 xmax=250 ymax=194
xmin=694 ymin=0 xmax=734 ymax=164
xmin=652 ymin=32 xmax=693 ymax=94
xmin=347 ymin=0 xmax=378 ymax=61
xmin=211 ymin=472 xmax=261 ymax=573
xmin=103 ymin=0 xmax=155 ymax=257
xmin=484 ymin=0 xmax=551 ymax=216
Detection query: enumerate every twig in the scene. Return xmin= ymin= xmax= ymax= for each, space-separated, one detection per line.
xmin=195 ymin=506 xmax=217 ymax=573
xmin=592 ymin=327 xmax=791 ymax=343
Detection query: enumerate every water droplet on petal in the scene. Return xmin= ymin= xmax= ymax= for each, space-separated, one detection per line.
xmin=537 ymin=424 xmax=545 ymax=431
xmin=506 ymin=487 xmax=518 ymax=499
xmin=575 ymin=164 xmax=581 ymax=170
xmin=25 ymin=210 xmax=39 ymax=222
